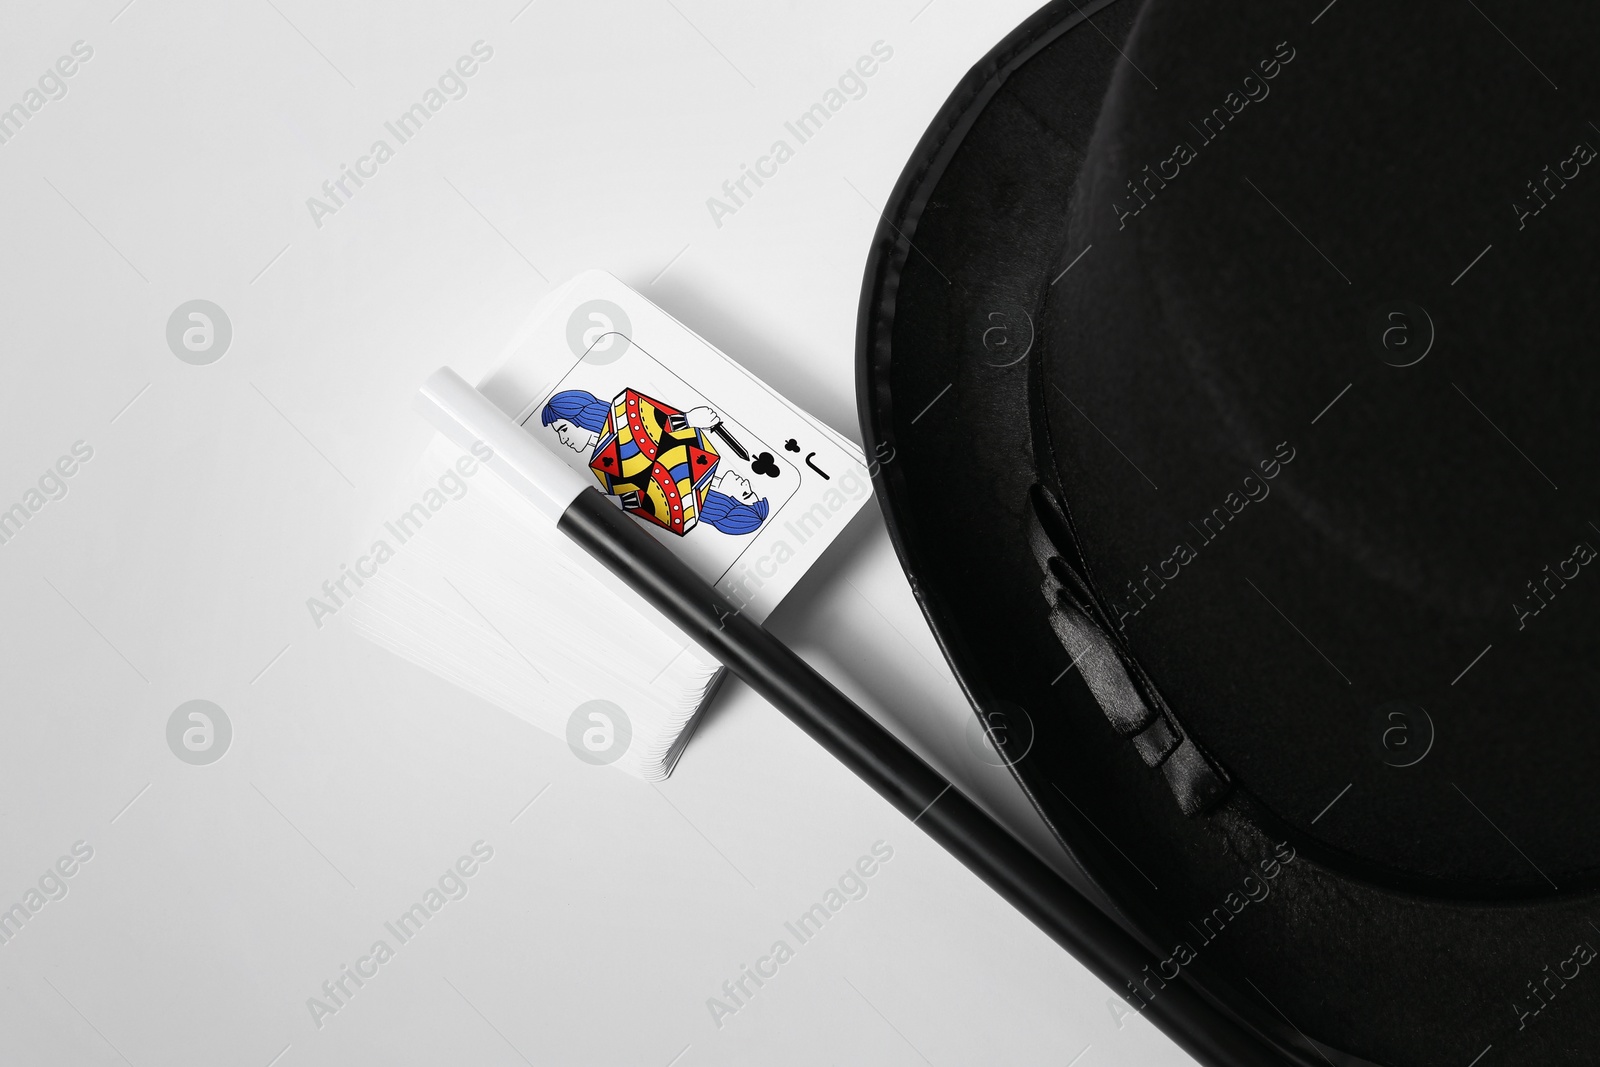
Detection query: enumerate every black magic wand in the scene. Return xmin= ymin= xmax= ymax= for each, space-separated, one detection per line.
xmin=418 ymin=367 xmax=1294 ymax=1067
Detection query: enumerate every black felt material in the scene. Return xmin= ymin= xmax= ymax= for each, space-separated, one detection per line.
xmin=857 ymin=1 xmax=1600 ymax=1063
xmin=1047 ymin=0 xmax=1600 ymax=893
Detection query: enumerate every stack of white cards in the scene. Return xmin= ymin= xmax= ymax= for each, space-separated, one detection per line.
xmin=349 ymin=272 xmax=872 ymax=779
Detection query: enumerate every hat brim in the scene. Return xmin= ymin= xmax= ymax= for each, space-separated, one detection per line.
xmin=856 ymin=1 xmax=1598 ymax=1063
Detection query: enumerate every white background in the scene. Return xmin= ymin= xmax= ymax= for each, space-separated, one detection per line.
xmin=0 ymin=1 xmax=1194 ymax=1064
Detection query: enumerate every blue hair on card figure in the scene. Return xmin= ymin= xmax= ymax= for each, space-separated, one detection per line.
xmin=541 ymin=388 xmax=769 ymax=536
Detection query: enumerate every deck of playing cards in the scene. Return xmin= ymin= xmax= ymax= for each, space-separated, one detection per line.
xmin=349 ymin=272 xmax=872 ymax=778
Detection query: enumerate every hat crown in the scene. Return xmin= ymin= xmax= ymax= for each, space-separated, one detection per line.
xmin=1044 ymin=0 xmax=1600 ymax=891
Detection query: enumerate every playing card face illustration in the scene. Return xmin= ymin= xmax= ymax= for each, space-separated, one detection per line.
xmin=549 ymin=387 xmax=734 ymax=538
xmin=521 ymin=327 xmax=803 ymax=584
xmin=484 ymin=270 xmax=871 ymax=622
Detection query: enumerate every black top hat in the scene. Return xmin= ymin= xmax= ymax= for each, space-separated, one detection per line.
xmin=858 ymin=1 xmax=1600 ymax=1063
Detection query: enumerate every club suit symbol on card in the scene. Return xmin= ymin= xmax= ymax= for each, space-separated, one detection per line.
xmin=777 ymin=437 xmax=827 ymax=479
xmin=541 ymin=387 xmax=769 ymax=536
xmin=751 ymin=451 xmax=780 ymax=478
